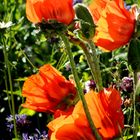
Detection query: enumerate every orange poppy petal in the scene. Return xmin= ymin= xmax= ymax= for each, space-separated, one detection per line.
xmin=26 ymin=0 xmax=41 ymax=23
xmin=48 ymin=114 xmax=96 ymax=140
xmin=89 ymin=0 xmax=108 ymax=23
xmin=90 ymin=0 xmax=135 ymax=51
xmin=22 ymin=64 xmax=76 ymax=112
xmin=26 ymin=0 xmax=74 ymax=24
xmin=22 ymin=74 xmax=48 ymax=98
xmin=48 ymin=88 xmax=124 ymax=139
xmin=73 ymin=90 xmax=117 ymax=138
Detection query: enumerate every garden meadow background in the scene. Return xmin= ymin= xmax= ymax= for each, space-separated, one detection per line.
xmin=0 ymin=0 xmax=140 ymax=140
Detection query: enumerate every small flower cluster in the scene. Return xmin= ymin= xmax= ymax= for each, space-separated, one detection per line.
xmin=22 ymin=129 xmax=48 ymax=140
xmin=120 ymin=77 xmax=133 ymax=108
xmin=120 ymin=77 xmax=133 ymax=93
xmin=84 ymin=79 xmax=96 ymax=93
xmin=6 ymin=114 xmax=30 ymax=132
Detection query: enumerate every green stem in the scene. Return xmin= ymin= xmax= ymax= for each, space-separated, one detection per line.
xmin=56 ymin=52 xmax=68 ymax=70
xmin=20 ymin=48 xmax=37 ymax=71
xmin=133 ymin=71 xmax=139 ymax=140
xmin=2 ymin=36 xmax=12 ymax=114
xmin=3 ymin=67 xmax=12 ymax=114
xmin=60 ymin=33 xmax=102 ymax=140
xmin=68 ymin=33 xmax=103 ymax=91
xmin=80 ymin=42 xmax=99 ymax=86
xmin=3 ymin=38 xmax=18 ymax=138
xmin=123 ymin=103 xmax=133 ymax=137
xmin=88 ymin=40 xmax=103 ymax=91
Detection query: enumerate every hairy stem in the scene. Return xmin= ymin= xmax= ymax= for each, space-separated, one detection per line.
xmin=60 ymin=33 xmax=102 ymax=140
xmin=133 ymin=71 xmax=139 ymax=140
xmin=68 ymin=33 xmax=103 ymax=91
xmin=88 ymin=40 xmax=103 ymax=91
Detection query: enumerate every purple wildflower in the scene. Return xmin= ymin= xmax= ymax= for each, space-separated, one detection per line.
xmin=124 ymin=3 xmax=131 ymax=10
xmin=84 ymin=79 xmax=96 ymax=93
xmin=22 ymin=129 xmax=48 ymax=140
xmin=6 ymin=114 xmax=30 ymax=132
xmin=120 ymin=77 xmax=133 ymax=93
xmin=65 ymin=63 xmax=71 ymax=71
xmin=22 ymin=133 xmax=28 ymax=140
xmin=73 ymin=0 xmax=83 ymax=5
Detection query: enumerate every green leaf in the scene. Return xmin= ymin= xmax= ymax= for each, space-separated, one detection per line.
xmin=12 ymin=138 xmax=20 ymax=140
xmin=123 ymin=135 xmax=133 ymax=140
xmin=128 ymin=39 xmax=140 ymax=71
xmin=74 ymin=4 xmax=95 ymax=39
xmin=11 ymin=17 xmax=24 ymax=31
xmin=3 ymin=90 xmax=21 ymax=96
xmin=138 ymin=0 xmax=140 ymax=6
xmin=14 ymin=77 xmax=27 ymax=81
xmin=19 ymin=108 xmax=36 ymax=116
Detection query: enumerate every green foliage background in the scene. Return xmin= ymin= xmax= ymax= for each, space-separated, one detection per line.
xmin=0 ymin=0 xmax=139 ymax=139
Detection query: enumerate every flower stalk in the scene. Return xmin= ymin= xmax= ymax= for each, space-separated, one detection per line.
xmin=2 ymin=37 xmax=18 ymax=138
xmin=3 ymin=66 xmax=12 ymax=114
xmin=133 ymin=71 xmax=139 ymax=140
xmin=60 ymin=33 xmax=102 ymax=140
xmin=88 ymin=40 xmax=103 ymax=91
xmin=67 ymin=33 xmax=103 ymax=91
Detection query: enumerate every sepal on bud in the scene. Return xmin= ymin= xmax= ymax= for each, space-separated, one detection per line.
xmin=74 ymin=4 xmax=95 ymax=39
xmin=128 ymin=39 xmax=140 ymax=71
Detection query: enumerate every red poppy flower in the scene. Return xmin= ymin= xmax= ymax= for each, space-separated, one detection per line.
xmin=89 ymin=0 xmax=135 ymax=51
xmin=22 ymin=64 xmax=77 ymax=112
xmin=47 ymin=87 xmax=124 ymax=140
xmin=26 ymin=0 xmax=75 ymax=25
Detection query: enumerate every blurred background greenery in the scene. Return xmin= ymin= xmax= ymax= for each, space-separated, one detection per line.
xmin=0 ymin=0 xmax=139 ymax=139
